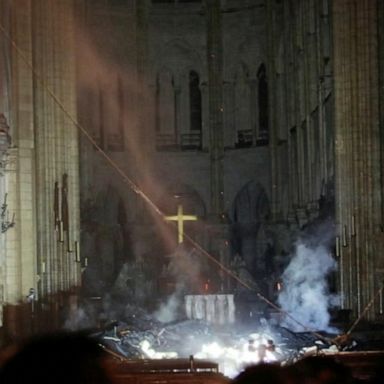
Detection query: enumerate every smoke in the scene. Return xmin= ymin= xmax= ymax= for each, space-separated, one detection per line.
xmin=63 ymin=305 xmax=95 ymax=331
xmin=63 ymin=293 xmax=127 ymax=331
xmin=153 ymin=291 xmax=181 ymax=323
xmin=277 ymin=242 xmax=339 ymax=332
xmin=153 ymin=245 xmax=204 ymax=323
xmin=167 ymin=246 xmax=203 ymax=288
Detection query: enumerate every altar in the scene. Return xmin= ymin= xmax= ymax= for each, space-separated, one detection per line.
xmin=184 ymin=294 xmax=235 ymax=325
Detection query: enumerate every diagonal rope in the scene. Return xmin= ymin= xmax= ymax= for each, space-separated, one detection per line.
xmin=0 ymin=21 xmax=334 ymax=344
xmin=345 ymin=282 xmax=384 ymax=336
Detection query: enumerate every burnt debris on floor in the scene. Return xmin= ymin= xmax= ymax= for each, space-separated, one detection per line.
xmin=78 ymin=303 xmax=384 ymax=379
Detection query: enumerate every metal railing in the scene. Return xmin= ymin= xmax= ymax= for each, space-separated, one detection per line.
xmin=156 ymin=132 xmax=202 ymax=151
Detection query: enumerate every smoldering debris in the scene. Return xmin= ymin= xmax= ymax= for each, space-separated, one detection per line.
xmin=95 ymin=318 xmax=217 ymax=359
xmin=88 ymin=307 xmax=368 ymax=378
xmin=69 ymin=297 xmax=384 ymax=378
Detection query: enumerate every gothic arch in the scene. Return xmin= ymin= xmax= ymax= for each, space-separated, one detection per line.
xmin=224 ymin=34 xmax=262 ymax=80
xmin=230 ymin=180 xmax=270 ymax=224
xmin=153 ymin=40 xmax=205 ymax=149
xmin=229 ymin=181 xmax=271 ymax=285
xmin=81 ymin=184 xmax=131 ymax=295
xmin=226 ymin=60 xmax=249 ymax=82
xmin=152 ymin=39 xmax=204 ymax=82
xmin=157 ymin=182 xmax=206 ymax=218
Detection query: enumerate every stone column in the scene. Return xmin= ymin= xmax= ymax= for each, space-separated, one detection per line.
xmin=200 ymin=82 xmax=209 ymax=150
xmin=6 ymin=0 xmax=35 ymax=306
xmin=58 ymin=0 xmax=81 ymax=290
xmin=179 ymin=72 xmax=189 ymax=135
xmin=333 ymin=0 xmax=381 ymax=319
xmin=223 ymin=81 xmax=235 ymax=148
xmin=133 ymin=0 xmax=155 ymax=208
xmin=0 ymin=0 xmax=37 ymax=338
xmin=266 ymin=0 xmax=279 ymax=220
xmin=282 ymin=1 xmax=295 ymax=213
xmin=31 ymin=0 xmax=80 ymax=308
xmin=316 ymin=0 xmax=326 ymax=198
xmin=303 ymin=1 xmax=314 ymax=206
xmin=135 ymin=0 xmax=151 ymax=159
xmin=174 ymin=84 xmax=182 ymax=143
xmin=249 ymin=78 xmax=258 ymax=146
xmin=1 ymin=0 xmax=81 ymax=335
xmin=0 ymin=3 xmax=11 ymax=328
xmin=378 ymin=0 xmax=384 ymax=316
xmin=206 ymin=0 xmax=224 ymax=217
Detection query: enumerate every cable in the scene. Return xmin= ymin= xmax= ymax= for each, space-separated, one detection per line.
xmin=345 ymin=283 xmax=384 ymax=336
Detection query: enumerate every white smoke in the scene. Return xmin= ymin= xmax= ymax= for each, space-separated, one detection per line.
xmin=153 ymin=245 xmax=204 ymax=323
xmin=153 ymin=291 xmax=181 ymax=323
xmin=64 ymin=306 xmax=93 ymax=330
xmin=277 ymin=242 xmax=339 ymax=332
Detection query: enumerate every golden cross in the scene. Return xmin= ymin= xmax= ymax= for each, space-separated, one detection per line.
xmin=165 ymin=204 xmax=198 ymax=243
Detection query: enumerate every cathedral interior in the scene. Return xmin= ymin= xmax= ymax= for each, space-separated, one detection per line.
xmin=0 ymin=0 xmax=384 ymax=369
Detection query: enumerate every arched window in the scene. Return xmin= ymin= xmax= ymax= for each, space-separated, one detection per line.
xmin=235 ymin=65 xmax=252 ymax=148
xmin=178 ymin=70 xmax=202 ymax=151
xmin=189 ymin=70 xmax=202 ymax=132
xmin=155 ymin=69 xmax=176 ymax=150
xmin=257 ymin=63 xmax=269 ymax=145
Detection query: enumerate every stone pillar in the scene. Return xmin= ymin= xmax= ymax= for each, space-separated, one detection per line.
xmin=249 ymin=78 xmax=258 ymax=146
xmin=6 ymin=0 xmax=35 ymax=307
xmin=223 ymin=81 xmax=234 ymax=148
xmin=302 ymin=1 xmax=313 ymax=207
xmin=133 ymin=0 xmax=155 ymax=210
xmin=29 ymin=0 xmax=80 ymax=319
xmin=281 ymin=0 xmax=295 ymax=214
xmin=206 ymin=0 xmax=224 ymax=217
xmin=316 ymin=0 xmax=327 ymax=199
xmin=333 ymin=0 xmax=382 ymax=319
xmin=179 ymin=72 xmax=189 ymax=135
xmin=266 ymin=0 xmax=279 ymax=220
xmin=378 ymin=0 xmax=384 ymax=316
xmin=0 ymin=3 xmax=9 ymax=330
xmin=58 ymin=0 xmax=81 ymax=291
xmin=174 ymin=84 xmax=182 ymax=143
xmin=1 ymin=0 xmax=40 ymax=338
xmin=201 ymin=82 xmax=209 ymax=150
xmin=135 ymin=0 xmax=151 ymax=159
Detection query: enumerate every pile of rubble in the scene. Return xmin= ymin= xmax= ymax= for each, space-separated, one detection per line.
xmin=71 ymin=298 xmax=384 ymax=379
xmin=89 ymin=308 xmax=380 ymax=378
